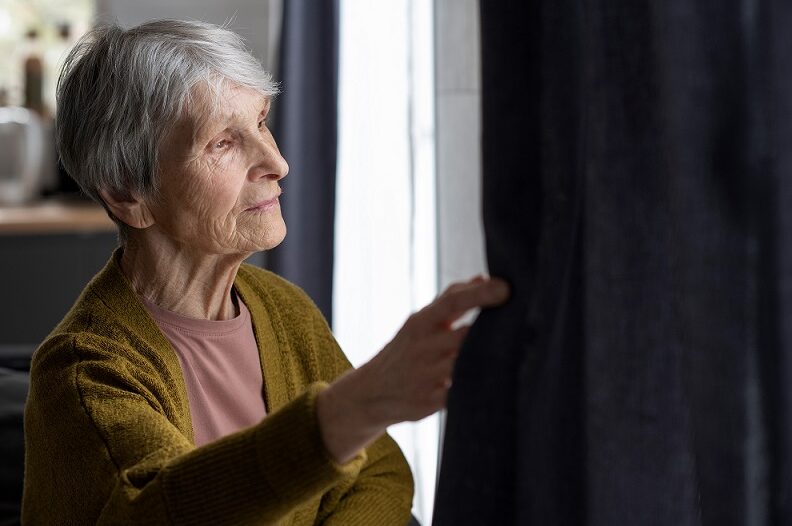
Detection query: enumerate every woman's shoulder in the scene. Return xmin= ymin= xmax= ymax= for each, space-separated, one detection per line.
xmin=37 ymin=277 xmax=174 ymax=365
xmin=30 ymin=271 xmax=185 ymax=409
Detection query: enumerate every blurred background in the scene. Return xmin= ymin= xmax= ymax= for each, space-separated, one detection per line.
xmin=0 ymin=1 xmax=482 ymax=523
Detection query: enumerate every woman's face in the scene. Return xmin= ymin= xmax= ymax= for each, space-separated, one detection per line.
xmin=148 ymin=83 xmax=288 ymax=256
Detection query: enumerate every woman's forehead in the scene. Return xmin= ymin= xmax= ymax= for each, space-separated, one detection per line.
xmin=161 ymin=84 xmax=269 ymax=156
xmin=186 ymin=84 xmax=270 ymax=136
xmin=214 ymin=84 xmax=270 ymax=115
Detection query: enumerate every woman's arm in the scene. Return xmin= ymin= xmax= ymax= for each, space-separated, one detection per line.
xmin=310 ymin=277 xmax=509 ymax=524
xmin=23 ymin=334 xmax=362 ymax=525
xmin=306 ymin=306 xmax=414 ymax=524
xmin=317 ymin=277 xmax=509 ymax=463
xmin=315 ymin=433 xmax=414 ymax=525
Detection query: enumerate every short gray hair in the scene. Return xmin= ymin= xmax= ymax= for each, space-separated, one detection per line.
xmin=55 ymin=19 xmax=279 ymax=241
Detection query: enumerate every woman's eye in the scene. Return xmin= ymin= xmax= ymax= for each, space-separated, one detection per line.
xmin=213 ymin=139 xmax=231 ymax=150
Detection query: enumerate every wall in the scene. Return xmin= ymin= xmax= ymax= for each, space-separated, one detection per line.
xmin=95 ymin=0 xmax=278 ymax=70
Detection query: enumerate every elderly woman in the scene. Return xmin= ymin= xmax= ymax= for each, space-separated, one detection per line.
xmin=22 ymin=20 xmax=508 ymax=525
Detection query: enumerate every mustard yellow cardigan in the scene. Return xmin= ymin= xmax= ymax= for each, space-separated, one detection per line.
xmin=22 ymin=251 xmax=413 ymax=525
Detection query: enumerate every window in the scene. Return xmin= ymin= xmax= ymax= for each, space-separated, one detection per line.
xmin=334 ymin=0 xmax=438 ymax=522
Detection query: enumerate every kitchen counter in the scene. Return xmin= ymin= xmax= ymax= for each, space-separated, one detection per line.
xmin=0 ymin=200 xmax=115 ymax=235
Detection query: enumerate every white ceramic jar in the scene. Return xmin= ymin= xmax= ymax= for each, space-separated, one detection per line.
xmin=0 ymin=107 xmax=44 ymax=205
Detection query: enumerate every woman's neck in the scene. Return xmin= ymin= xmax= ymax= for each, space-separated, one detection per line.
xmin=120 ymin=232 xmax=248 ymax=321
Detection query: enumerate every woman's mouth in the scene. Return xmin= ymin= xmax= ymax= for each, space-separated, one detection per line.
xmin=246 ymin=197 xmax=280 ymax=212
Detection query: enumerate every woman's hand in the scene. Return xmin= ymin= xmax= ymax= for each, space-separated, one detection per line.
xmin=317 ymin=276 xmax=510 ymax=463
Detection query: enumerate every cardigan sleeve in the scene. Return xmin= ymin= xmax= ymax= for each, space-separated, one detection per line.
xmin=23 ymin=334 xmax=365 ymax=526
xmin=308 ymin=309 xmax=415 ymax=525
xmin=316 ymin=435 xmax=415 ymax=525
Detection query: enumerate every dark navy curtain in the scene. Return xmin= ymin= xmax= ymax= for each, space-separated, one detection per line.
xmin=435 ymin=1 xmax=792 ymax=524
xmin=268 ymin=0 xmax=339 ymax=325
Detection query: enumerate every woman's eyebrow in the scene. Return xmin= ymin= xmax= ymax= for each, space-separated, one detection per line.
xmin=192 ymin=98 xmax=272 ymax=143
xmin=221 ymin=100 xmax=270 ymax=126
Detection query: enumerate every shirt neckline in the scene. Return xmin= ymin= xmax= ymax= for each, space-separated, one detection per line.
xmin=139 ymin=292 xmax=249 ymax=336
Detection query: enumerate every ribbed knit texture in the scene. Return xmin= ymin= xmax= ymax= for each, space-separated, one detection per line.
xmin=22 ymin=250 xmax=413 ymax=525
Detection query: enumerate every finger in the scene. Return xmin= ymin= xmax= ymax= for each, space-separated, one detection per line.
xmin=415 ymin=278 xmax=509 ymax=332
xmin=409 ymin=276 xmax=489 ymax=331
xmin=418 ymin=325 xmax=470 ymax=362
xmin=431 ymin=382 xmax=451 ymax=409
xmin=438 ymin=275 xmax=488 ymax=297
xmin=424 ymin=357 xmax=457 ymax=389
xmin=421 ymin=338 xmax=468 ymax=386
xmin=421 ymin=381 xmax=452 ymax=411
xmin=437 ymin=280 xmax=474 ymax=298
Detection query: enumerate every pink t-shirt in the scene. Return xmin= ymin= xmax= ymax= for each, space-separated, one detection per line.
xmin=140 ymin=295 xmax=267 ymax=447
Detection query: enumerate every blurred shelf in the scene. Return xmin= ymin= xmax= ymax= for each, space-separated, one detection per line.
xmin=0 ymin=200 xmax=115 ymax=235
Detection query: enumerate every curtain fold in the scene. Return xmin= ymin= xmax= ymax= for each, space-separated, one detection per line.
xmin=435 ymin=1 xmax=792 ymax=524
xmin=267 ymin=0 xmax=339 ymax=324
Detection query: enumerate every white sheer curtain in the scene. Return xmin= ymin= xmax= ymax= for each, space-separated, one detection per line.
xmin=334 ymin=0 xmax=437 ymax=522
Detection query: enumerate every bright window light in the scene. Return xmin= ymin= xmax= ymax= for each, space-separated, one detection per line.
xmin=334 ymin=0 xmax=437 ymax=522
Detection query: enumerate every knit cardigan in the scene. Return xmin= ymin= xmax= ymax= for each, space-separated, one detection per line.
xmin=22 ymin=251 xmax=413 ymax=525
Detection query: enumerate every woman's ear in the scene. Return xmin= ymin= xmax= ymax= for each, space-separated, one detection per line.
xmin=98 ymin=188 xmax=156 ymax=230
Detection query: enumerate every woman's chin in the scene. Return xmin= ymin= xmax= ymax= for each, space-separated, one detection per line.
xmin=255 ymin=222 xmax=287 ymax=252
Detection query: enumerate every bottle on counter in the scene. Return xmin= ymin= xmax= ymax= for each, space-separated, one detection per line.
xmin=23 ymin=29 xmax=46 ymax=118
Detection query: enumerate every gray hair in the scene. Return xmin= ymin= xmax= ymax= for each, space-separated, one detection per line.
xmin=55 ymin=19 xmax=279 ymax=241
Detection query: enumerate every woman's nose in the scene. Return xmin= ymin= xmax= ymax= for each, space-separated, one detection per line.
xmin=248 ymin=134 xmax=289 ymax=181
